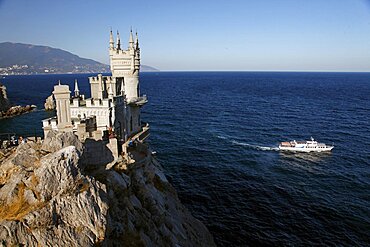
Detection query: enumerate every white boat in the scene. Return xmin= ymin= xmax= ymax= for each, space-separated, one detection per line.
xmin=279 ymin=137 xmax=334 ymax=152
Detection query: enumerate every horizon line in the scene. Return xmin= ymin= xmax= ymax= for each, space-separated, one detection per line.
xmin=2 ymin=70 xmax=370 ymax=77
xmin=150 ymin=70 xmax=370 ymax=73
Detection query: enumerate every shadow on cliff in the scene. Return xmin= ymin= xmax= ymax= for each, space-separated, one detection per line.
xmin=80 ymin=139 xmax=114 ymax=170
xmin=79 ymin=139 xmax=137 ymax=245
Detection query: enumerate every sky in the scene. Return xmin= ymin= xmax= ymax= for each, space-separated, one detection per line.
xmin=0 ymin=0 xmax=370 ymax=71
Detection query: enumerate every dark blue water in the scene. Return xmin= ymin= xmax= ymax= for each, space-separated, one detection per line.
xmin=1 ymin=72 xmax=370 ymax=246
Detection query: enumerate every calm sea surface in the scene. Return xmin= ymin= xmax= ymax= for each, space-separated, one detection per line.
xmin=1 ymin=72 xmax=370 ymax=246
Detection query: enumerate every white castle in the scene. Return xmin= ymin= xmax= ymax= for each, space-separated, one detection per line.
xmin=42 ymin=29 xmax=149 ymax=148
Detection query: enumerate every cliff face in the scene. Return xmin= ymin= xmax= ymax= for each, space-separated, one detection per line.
xmin=0 ymin=132 xmax=215 ymax=246
xmin=0 ymin=83 xmax=10 ymax=112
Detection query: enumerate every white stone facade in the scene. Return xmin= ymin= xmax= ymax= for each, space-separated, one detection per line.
xmin=42 ymin=29 xmax=147 ymax=142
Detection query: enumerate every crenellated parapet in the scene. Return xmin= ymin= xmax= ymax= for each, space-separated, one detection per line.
xmin=108 ymin=29 xmax=140 ymax=78
xmin=89 ymin=74 xmax=117 ymax=99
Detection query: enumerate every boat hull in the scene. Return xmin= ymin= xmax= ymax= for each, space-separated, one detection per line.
xmin=278 ymin=146 xmax=334 ymax=152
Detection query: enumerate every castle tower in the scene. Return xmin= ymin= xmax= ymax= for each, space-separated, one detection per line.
xmin=106 ymin=29 xmax=146 ymax=137
xmin=53 ymin=84 xmax=73 ymax=132
xmin=43 ymin=29 xmax=148 ymax=141
xmin=108 ymin=29 xmax=140 ymax=100
xmin=124 ymin=29 xmax=139 ymax=100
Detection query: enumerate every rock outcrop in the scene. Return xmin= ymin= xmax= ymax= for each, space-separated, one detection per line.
xmin=0 ymin=105 xmax=37 ymax=119
xmin=0 ymin=82 xmax=36 ymax=119
xmin=0 ymin=83 xmax=10 ymax=112
xmin=0 ymin=132 xmax=215 ymax=246
xmin=44 ymin=94 xmax=55 ymax=111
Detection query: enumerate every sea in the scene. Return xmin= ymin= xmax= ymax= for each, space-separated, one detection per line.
xmin=1 ymin=72 xmax=370 ymax=246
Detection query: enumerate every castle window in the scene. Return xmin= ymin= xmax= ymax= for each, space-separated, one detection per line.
xmin=130 ymin=117 xmax=133 ymax=132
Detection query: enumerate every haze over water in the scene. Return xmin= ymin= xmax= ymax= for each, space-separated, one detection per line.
xmin=1 ymin=72 xmax=370 ymax=245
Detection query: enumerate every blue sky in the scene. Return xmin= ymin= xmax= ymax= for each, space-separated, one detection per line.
xmin=0 ymin=0 xmax=369 ymax=71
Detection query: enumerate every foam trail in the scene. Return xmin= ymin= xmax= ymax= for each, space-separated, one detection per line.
xmin=216 ymin=134 xmax=279 ymax=151
xmin=231 ymin=140 xmax=279 ymax=151
xmin=216 ymin=135 xmax=228 ymax=140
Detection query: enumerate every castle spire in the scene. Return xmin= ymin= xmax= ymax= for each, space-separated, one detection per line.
xmin=135 ymin=31 xmax=139 ymax=49
xmin=129 ymin=28 xmax=134 ymax=49
xmin=74 ymin=79 xmax=80 ymax=97
xmin=121 ymin=80 xmax=124 ymax=96
xmin=116 ymin=31 xmax=121 ymax=50
xmin=109 ymin=28 xmax=114 ymax=49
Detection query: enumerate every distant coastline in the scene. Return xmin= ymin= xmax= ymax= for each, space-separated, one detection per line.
xmin=150 ymin=70 xmax=370 ymax=73
xmin=0 ymin=42 xmax=158 ymax=75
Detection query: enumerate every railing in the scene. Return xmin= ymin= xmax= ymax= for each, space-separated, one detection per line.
xmin=0 ymin=131 xmax=43 ymax=148
xmin=137 ymin=125 xmax=150 ymax=142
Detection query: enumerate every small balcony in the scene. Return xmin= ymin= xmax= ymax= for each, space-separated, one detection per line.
xmin=127 ymin=95 xmax=148 ymax=106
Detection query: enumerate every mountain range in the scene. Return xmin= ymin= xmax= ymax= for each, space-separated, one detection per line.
xmin=0 ymin=42 xmax=158 ymax=75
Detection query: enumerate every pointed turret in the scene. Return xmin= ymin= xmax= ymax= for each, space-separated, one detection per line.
xmin=121 ymin=80 xmax=124 ymax=96
xmin=74 ymin=79 xmax=80 ymax=97
xmin=116 ymin=31 xmax=121 ymax=50
xmin=109 ymin=28 xmax=114 ymax=50
xmin=134 ymin=31 xmax=140 ymax=72
xmin=129 ymin=28 xmax=134 ymax=49
xmin=135 ymin=31 xmax=139 ymax=49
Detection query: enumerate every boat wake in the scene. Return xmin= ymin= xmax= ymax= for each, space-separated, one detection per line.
xmin=216 ymin=135 xmax=279 ymax=151
xmin=232 ymin=140 xmax=279 ymax=151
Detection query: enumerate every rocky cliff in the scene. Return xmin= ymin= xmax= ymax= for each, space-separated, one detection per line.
xmin=0 ymin=131 xmax=215 ymax=246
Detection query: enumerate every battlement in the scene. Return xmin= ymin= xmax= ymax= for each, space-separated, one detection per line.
xmin=109 ymin=29 xmax=140 ymax=78
xmin=89 ymin=75 xmax=114 ymax=83
xmin=84 ymin=98 xmax=111 ymax=107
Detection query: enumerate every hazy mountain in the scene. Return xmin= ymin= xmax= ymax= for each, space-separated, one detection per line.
xmin=0 ymin=42 xmax=158 ymax=75
xmin=141 ymin=64 xmax=159 ymax=72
